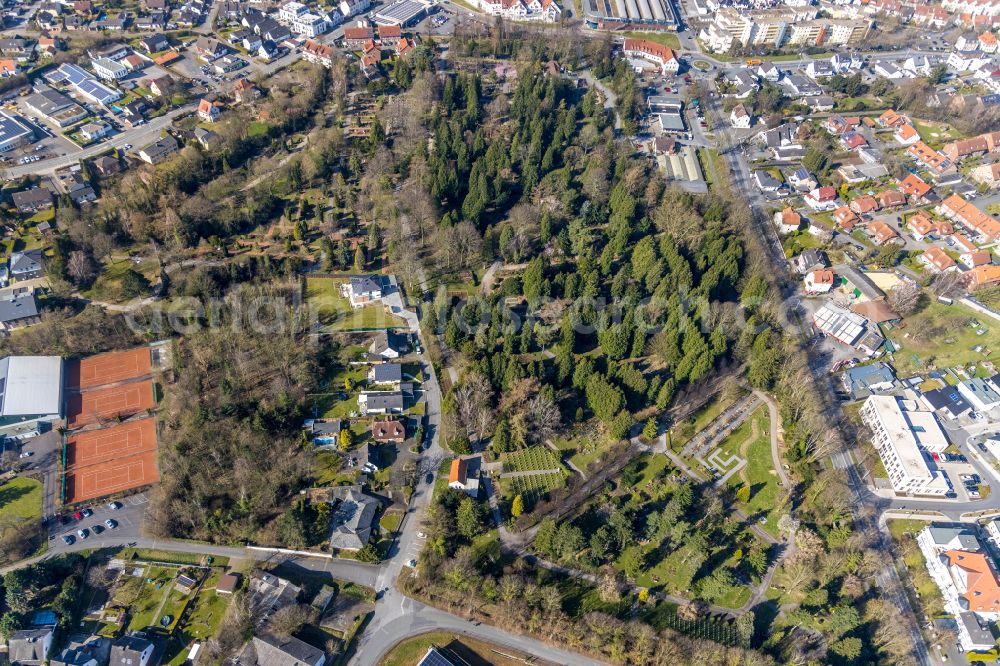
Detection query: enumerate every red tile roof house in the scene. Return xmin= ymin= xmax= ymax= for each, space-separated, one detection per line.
xmin=834 ymin=206 xmax=860 ymax=230
xmin=377 ymin=24 xmax=402 ymax=46
xmin=773 ymin=207 xmax=802 ymax=234
xmin=622 ymin=38 xmax=680 ymax=75
xmin=961 ymin=249 xmax=993 ymax=269
xmin=840 ymin=131 xmax=868 ymax=151
xmin=906 ymin=213 xmax=937 ymax=240
xmin=343 ymin=25 xmax=375 ymax=49
xmin=919 ymin=246 xmax=957 ymax=273
xmin=850 ymin=195 xmax=880 ymax=215
xmin=877 ymin=190 xmax=907 ymax=209
xmin=878 ymin=109 xmax=907 ymax=128
xmin=898 ymin=173 xmax=932 ymax=201
xmin=371 ymin=418 xmax=405 ymax=443
xmin=866 ymin=220 xmax=900 ymax=245
xmin=805 ymin=186 xmax=838 ymax=211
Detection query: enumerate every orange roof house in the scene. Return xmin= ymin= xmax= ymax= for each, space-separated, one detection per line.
xmin=878 ymin=109 xmax=906 ymax=127
xmin=154 ymin=50 xmax=180 ymax=65
xmin=920 ymin=247 xmax=956 ymax=272
xmin=937 ymin=194 xmax=1000 ymax=242
xmin=877 ymin=190 xmax=907 ymax=209
xmin=448 ymin=457 xmax=480 ymax=496
xmin=906 ymin=212 xmax=935 ymax=239
xmin=850 ymin=195 xmax=880 ymax=215
xmin=970 ymin=265 xmax=1000 ymax=288
xmin=909 ymin=141 xmax=955 ymax=174
xmin=834 ymin=206 xmax=859 ymax=230
xmin=867 ymin=220 xmax=899 ymax=245
xmin=895 ymin=123 xmax=919 ymax=144
xmin=945 ymin=550 xmax=1000 ymax=613
xmin=964 ymin=250 xmax=992 ymax=268
xmin=899 ymin=173 xmax=932 ymax=199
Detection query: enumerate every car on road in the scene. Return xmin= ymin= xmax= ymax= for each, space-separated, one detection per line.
xmin=62 ymin=535 xmax=74 ymax=545
xmin=108 ymin=501 xmax=122 ymax=510
xmin=408 ymin=559 xmax=417 ymax=567
xmin=425 ymin=472 xmax=433 ymax=484
xmin=77 ymin=528 xmax=89 ymax=539
xmin=105 ymin=519 xmax=117 ymax=529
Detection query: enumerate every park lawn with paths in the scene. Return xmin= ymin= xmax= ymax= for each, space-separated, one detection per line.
xmin=669 ymin=389 xmax=747 ymax=451
xmin=885 ymin=298 xmax=1000 ymax=375
xmin=724 ymin=407 xmax=784 ymax=537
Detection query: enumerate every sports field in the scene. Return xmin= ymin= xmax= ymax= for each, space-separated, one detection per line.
xmin=64 ymin=418 xmax=159 ymax=503
xmin=66 ymin=347 xmax=152 ymax=390
xmin=66 ymin=380 xmax=155 ymax=427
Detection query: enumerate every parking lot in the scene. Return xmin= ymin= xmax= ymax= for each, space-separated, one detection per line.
xmin=48 ymin=492 xmax=148 ymax=552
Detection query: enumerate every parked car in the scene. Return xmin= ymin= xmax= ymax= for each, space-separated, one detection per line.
xmin=77 ymin=528 xmax=89 ymax=539
xmin=105 ymin=519 xmax=117 ymax=529
xmin=108 ymin=501 xmax=122 ymax=510
xmin=62 ymin=535 xmax=74 ymax=545
xmin=81 ymin=508 xmax=93 ymax=518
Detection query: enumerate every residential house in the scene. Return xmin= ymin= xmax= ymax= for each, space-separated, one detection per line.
xmin=301 ymin=39 xmax=335 ymax=68
xmin=449 ymin=456 xmax=481 ymax=497
xmin=866 ymin=220 xmax=900 ymax=245
xmin=242 ymin=634 xmax=326 ymax=666
xmin=194 ymin=37 xmax=227 ymax=60
xmin=622 ymin=38 xmax=680 ymax=75
xmin=834 ymin=206 xmax=860 ymax=230
xmin=369 ymin=330 xmax=403 ymax=359
xmin=197 ymin=98 xmax=219 ymax=122
xmin=877 ymin=190 xmax=907 ymax=209
xmin=8 ymin=627 xmax=54 ymax=665
xmin=347 ymin=274 xmax=382 ymax=307
xmin=873 ymin=61 xmax=905 ymax=79
xmin=729 ymin=103 xmax=752 ymax=128
xmin=894 ymin=123 xmax=921 ymax=146
xmin=907 ymin=213 xmax=941 ymax=240
xmin=51 ymin=635 xmax=111 ymax=666
xmin=972 ymin=161 xmax=1000 ymax=187
xmin=899 ymin=173 xmax=933 ymax=201
xmin=909 ymin=141 xmax=956 ymax=177
xmin=372 ymin=418 xmax=405 ymax=443
xmin=878 ymin=109 xmax=907 ymax=128
xmin=93 ymin=155 xmax=121 ymax=176
xmin=329 ymin=486 xmax=379 ymax=551
xmin=11 ymin=188 xmax=53 ymax=214
xmin=395 ymin=37 xmax=415 ymax=58
xmin=840 ymin=130 xmax=868 ymax=151
xmin=137 ymin=135 xmax=179 ymax=165
xmin=753 ymin=170 xmax=782 ymax=192
xmin=148 ymin=74 xmax=173 ymax=97
xmin=970 ymin=264 xmax=1000 ymax=288
xmin=9 ymin=250 xmax=45 ymax=281
xmin=368 ymin=362 xmax=402 ymax=384
xmin=961 ymin=249 xmax=992 ymax=269
xmin=958 ymin=377 xmax=1000 ymax=412
xmin=804 ymin=268 xmax=835 ymax=294
xmin=794 ymin=248 xmax=828 ymax=274
xmin=936 ymin=194 xmax=1000 ymax=242
xmin=343 ymin=24 xmax=375 ymax=48
xmin=756 ymin=61 xmax=781 ymax=81
xmin=773 ymin=207 xmax=801 ymax=234
xmin=920 ymin=247 xmax=957 ymax=273
xmin=110 ymin=636 xmax=154 ymax=666
xmin=805 ymin=186 xmax=838 ymax=211
xmin=357 ymin=390 xmax=403 ymax=415
xmin=248 ymin=571 xmax=301 ymax=617
xmin=850 ymin=195 xmax=880 ymax=215
xmin=802 ymin=95 xmax=834 ymax=112
xmin=194 ymin=127 xmax=220 ymax=150
xmin=787 ymin=168 xmax=817 ymax=191
xmin=80 ymin=121 xmax=110 ymax=141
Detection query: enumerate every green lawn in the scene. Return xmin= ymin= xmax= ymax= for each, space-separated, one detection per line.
xmin=553 ymin=432 xmax=614 ymax=473
xmin=885 ymin=299 xmax=1000 ymax=375
xmin=619 ymin=31 xmax=680 ymax=49
xmin=913 ymin=119 xmax=962 ymax=150
xmin=305 ymin=278 xmax=406 ymax=331
xmin=0 ymin=477 xmax=43 ymax=523
xmin=669 ymin=388 xmax=748 ymax=451
xmin=502 ymin=446 xmax=562 ymax=473
xmin=380 ymin=510 xmax=403 ymax=533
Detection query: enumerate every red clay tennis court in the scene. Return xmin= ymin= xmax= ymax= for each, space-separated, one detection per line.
xmin=66 ymin=380 xmax=155 ymax=428
xmin=66 ymin=418 xmax=157 ymax=470
xmin=64 ymin=449 xmax=159 ymax=504
xmin=66 ymin=347 xmax=152 ymax=390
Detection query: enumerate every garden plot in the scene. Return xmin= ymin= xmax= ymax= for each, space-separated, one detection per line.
xmin=500 ymin=446 xmax=568 ymax=502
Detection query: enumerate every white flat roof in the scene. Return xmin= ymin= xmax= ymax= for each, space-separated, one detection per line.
xmin=866 ymin=395 xmax=941 ymax=479
xmin=0 ymin=356 xmax=63 ymax=417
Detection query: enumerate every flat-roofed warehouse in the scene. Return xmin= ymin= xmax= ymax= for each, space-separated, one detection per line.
xmin=0 ymin=356 xmax=63 ymax=437
xmin=0 ymin=111 xmax=34 ymax=152
xmin=583 ymin=0 xmax=678 ymax=29
xmin=373 ymin=0 xmax=428 ymax=26
xmin=24 ymin=88 xmax=88 ymax=128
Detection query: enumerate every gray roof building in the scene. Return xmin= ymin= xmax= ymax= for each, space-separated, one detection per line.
xmin=11 ymin=188 xmax=53 ymax=213
xmin=9 ymin=249 xmax=45 ymax=278
xmin=8 ymin=627 xmax=54 ymax=665
xmin=51 ymin=635 xmax=111 ymax=666
xmin=244 ymin=634 xmax=325 ymax=666
xmin=369 ymin=362 xmax=402 ymax=383
xmin=358 ymin=390 xmax=404 ymax=414
xmin=843 ymin=362 xmax=896 ymax=399
xmin=329 ymin=487 xmax=379 ymax=550
xmin=0 ymin=292 xmax=39 ymax=326
xmin=109 ymin=635 xmax=154 ymax=666
xmin=925 ymin=525 xmax=981 ymax=551
xmin=351 ymin=274 xmax=382 ymax=296
xmin=369 ymin=330 xmax=404 ymax=358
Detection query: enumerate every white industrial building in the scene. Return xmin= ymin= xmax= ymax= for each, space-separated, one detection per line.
xmin=861 ymin=395 xmax=950 ymax=496
xmin=0 ymin=111 xmax=35 ymax=152
xmin=958 ymin=377 xmax=1000 ymax=413
xmin=0 ymin=356 xmax=63 ymax=438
